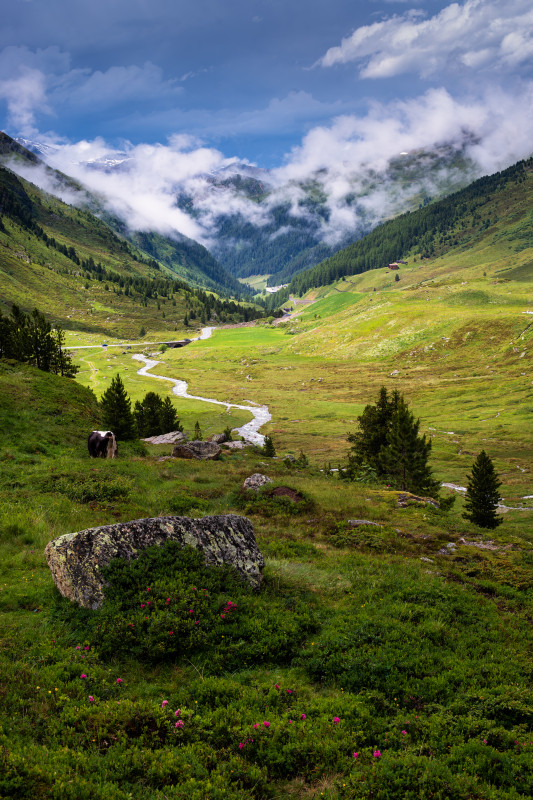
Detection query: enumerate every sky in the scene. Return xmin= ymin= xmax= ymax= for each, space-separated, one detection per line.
xmin=1 ymin=0 xmax=533 ymax=244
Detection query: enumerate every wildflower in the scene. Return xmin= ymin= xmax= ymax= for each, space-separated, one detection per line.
xmin=168 ymin=631 xmax=174 ymax=635
xmin=161 ymin=700 xmax=169 ymax=707
xmin=274 ymin=683 xmax=280 ymax=690
xmin=333 ymin=717 xmax=340 ymax=724
xmin=116 ymin=678 xmax=123 ymax=685
xmin=174 ymin=709 xmax=181 ymax=717
xmin=175 ymin=720 xmax=184 ymax=729
xmin=238 ymin=742 xmax=244 ymax=750
xmin=76 ymin=645 xmax=81 ymax=650
xmin=263 ymin=721 xmax=270 ymax=728
xmin=401 ymin=730 xmax=407 ymax=736
xmin=80 ymin=674 xmax=87 ymax=679
xmin=84 ymin=645 xmax=90 ymax=650
xmin=195 ymin=620 xmax=199 ymax=625
xmin=88 ymin=696 xmax=94 ymax=702
xmin=301 ymin=713 xmax=306 ymax=720
xmin=253 ymin=723 xmax=259 ymax=729
xmin=373 ymin=750 xmax=381 ymax=758
xmin=482 ymin=739 xmax=488 ymax=744
xmin=140 ymin=604 xmax=145 ymax=608
xmin=353 ymin=752 xmax=358 ymax=759
xmin=286 ymin=689 xmax=293 ymax=695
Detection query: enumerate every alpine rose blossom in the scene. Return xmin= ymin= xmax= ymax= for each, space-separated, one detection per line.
xmin=373 ymin=750 xmax=381 ymax=758
xmin=333 ymin=717 xmax=340 ymax=724
xmin=161 ymin=700 xmax=169 ymax=707
xmin=175 ymin=720 xmax=184 ymax=729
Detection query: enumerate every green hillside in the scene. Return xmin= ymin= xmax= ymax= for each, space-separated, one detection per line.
xmin=0 ymin=154 xmax=264 ymax=340
xmin=0 ymin=132 xmax=252 ymax=300
xmin=276 ymin=157 xmax=532 ymax=300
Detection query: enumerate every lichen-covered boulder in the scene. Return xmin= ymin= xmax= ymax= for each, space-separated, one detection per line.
xmin=172 ymin=441 xmax=221 ymax=460
xmin=45 ymin=514 xmax=264 ymax=609
xmin=243 ymin=473 xmax=273 ymax=491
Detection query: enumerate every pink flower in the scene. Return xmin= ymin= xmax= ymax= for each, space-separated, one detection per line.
xmin=174 ymin=709 xmax=181 ymax=717
xmin=161 ymin=700 xmax=168 ymax=707
xmin=75 ymin=645 xmax=81 ymax=650
xmin=195 ymin=620 xmax=199 ymax=625
xmin=238 ymin=742 xmax=244 ymax=750
xmin=353 ymin=752 xmax=358 ymax=759
xmin=253 ymin=723 xmax=259 ymax=729
xmin=333 ymin=717 xmax=340 ymax=724
xmin=80 ymin=674 xmax=87 ymax=679
xmin=482 ymin=739 xmax=488 ymax=744
xmin=263 ymin=721 xmax=270 ymax=728
xmin=288 ymin=719 xmax=293 ymax=725
xmin=286 ymin=689 xmax=293 ymax=695
xmin=140 ymin=604 xmax=145 ymax=608
xmin=84 ymin=645 xmax=90 ymax=650
xmin=88 ymin=696 xmax=94 ymax=702
xmin=300 ymin=713 xmax=306 ymax=720
xmin=373 ymin=750 xmax=381 ymax=758
xmin=168 ymin=631 xmax=174 ymax=635
xmin=175 ymin=720 xmax=184 ymax=729
xmin=274 ymin=684 xmax=280 ymax=690
xmin=116 ymin=678 xmax=123 ymax=685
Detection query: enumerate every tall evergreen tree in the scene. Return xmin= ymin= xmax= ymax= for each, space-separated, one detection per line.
xmin=160 ymin=396 xmax=181 ymax=434
xmin=194 ymin=421 xmax=203 ymax=441
xmin=262 ymin=435 xmax=276 ymax=457
xmin=347 ymin=387 xmax=400 ymax=473
xmin=100 ymin=374 xmax=136 ymax=440
xmin=379 ymin=396 xmax=440 ymax=496
xmin=463 ymin=451 xmax=503 ymax=529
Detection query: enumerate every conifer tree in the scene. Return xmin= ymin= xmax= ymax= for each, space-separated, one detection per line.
xmin=160 ymin=396 xmax=182 ymax=434
xmin=347 ymin=387 xmax=400 ymax=473
xmin=379 ymin=396 xmax=440 ymax=496
xmin=263 ymin=435 xmax=276 ymax=457
xmin=100 ymin=374 xmax=136 ymax=440
xmin=194 ymin=421 xmax=203 ymax=440
xmin=463 ymin=451 xmax=502 ymax=529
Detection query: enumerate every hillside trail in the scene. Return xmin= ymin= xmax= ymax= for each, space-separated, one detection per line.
xmin=132 ymin=327 xmax=270 ymax=445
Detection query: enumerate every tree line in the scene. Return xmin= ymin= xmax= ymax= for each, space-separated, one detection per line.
xmin=0 ymin=304 xmax=78 ymax=377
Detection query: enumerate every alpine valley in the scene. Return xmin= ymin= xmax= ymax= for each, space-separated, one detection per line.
xmin=0 ymin=129 xmax=532 ymax=800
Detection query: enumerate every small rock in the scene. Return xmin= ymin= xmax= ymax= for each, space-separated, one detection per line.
xmin=420 ymin=557 xmax=434 ymax=563
xmin=222 ymin=441 xmax=245 ymax=450
xmin=243 ymin=473 xmax=273 ymax=491
xmin=210 ymin=433 xmax=227 ymax=444
xmin=347 ymin=519 xmax=382 ymax=528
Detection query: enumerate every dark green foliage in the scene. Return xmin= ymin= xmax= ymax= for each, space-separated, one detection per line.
xmin=100 ymin=374 xmax=136 ymax=440
xmin=346 ymin=388 xmax=439 ymax=496
xmin=347 ymin=387 xmax=400 ymax=474
xmin=380 ymin=396 xmax=440 ymax=496
xmin=133 ymin=392 xmax=182 ymax=437
xmin=262 ymin=435 xmax=276 ymax=457
xmin=63 ymin=542 xmax=317 ymax=669
xmin=463 ymin=450 xmax=503 ymax=529
xmin=194 ymin=421 xmax=203 ymax=440
xmin=222 ymin=426 xmax=233 ymax=442
xmin=0 ymin=305 xmax=78 ymax=377
xmin=233 ymin=485 xmax=314 ymax=517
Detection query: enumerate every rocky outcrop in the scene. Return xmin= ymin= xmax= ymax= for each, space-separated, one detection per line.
xmin=45 ymin=514 xmax=264 ymax=609
xmin=347 ymin=519 xmax=382 ymax=528
xmin=396 ymin=493 xmax=440 ymax=509
xmin=143 ymin=431 xmax=186 ymax=445
xmin=172 ymin=441 xmax=221 ymax=460
xmin=210 ymin=433 xmax=228 ymax=444
xmin=243 ymin=473 xmax=273 ymax=491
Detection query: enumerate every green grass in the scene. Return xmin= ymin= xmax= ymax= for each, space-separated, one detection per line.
xmin=0 ymin=360 xmax=532 ymax=799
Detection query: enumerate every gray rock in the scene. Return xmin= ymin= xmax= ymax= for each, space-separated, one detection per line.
xmin=45 ymin=514 xmax=264 ymax=609
xmin=210 ymin=433 xmax=227 ymax=444
xmin=347 ymin=519 xmax=382 ymax=528
xmin=143 ymin=431 xmax=186 ymax=445
xmin=397 ymin=493 xmax=440 ymax=509
xmin=243 ymin=473 xmax=273 ymax=491
xmin=172 ymin=441 xmax=222 ymax=460
xmin=222 ymin=440 xmax=245 ymax=450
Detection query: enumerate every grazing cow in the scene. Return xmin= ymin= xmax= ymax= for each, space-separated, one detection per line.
xmin=88 ymin=430 xmax=118 ymax=459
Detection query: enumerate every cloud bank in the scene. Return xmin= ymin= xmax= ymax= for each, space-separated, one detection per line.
xmin=319 ymin=0 xmax=533 ymax=79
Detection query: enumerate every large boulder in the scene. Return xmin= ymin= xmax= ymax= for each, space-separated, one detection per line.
xmin=172 ymin=440 xmax=221 ymax=460
xmin=45 ymin=514 xmax=264 ymax=609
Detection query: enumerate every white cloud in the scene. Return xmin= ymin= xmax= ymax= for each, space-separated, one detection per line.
xmin=319 ymin=0 xmax=533 ymax=79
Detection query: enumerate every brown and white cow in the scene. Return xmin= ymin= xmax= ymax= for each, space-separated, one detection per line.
xmin=88 ymin=430 xmax=118 ymax=459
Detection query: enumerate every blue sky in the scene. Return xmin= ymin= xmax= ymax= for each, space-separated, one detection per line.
xmin=1 ymin=0 xmax=532 ymax=167
xmin=1 ymin=1 xmax=533 ymax=247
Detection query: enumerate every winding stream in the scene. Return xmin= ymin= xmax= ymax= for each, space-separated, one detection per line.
xmin=132 ymin=327 xmax=271 ymax=445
